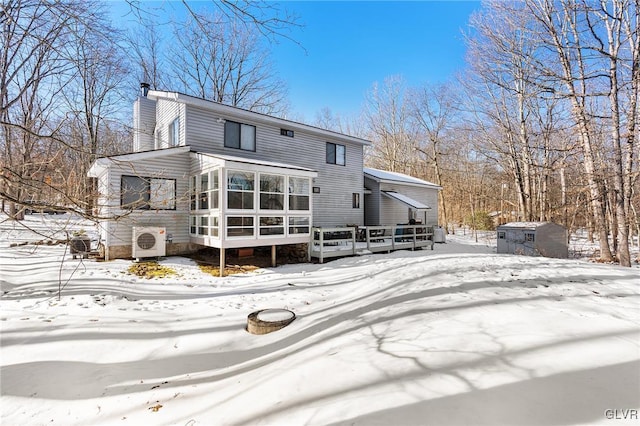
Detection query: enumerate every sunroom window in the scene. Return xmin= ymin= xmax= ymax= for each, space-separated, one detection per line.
xmin=289 ymin=216 xmax=310 ymax=235
xmin=289 ymin=177 xmax=310 ymax=211
xmin=199 ymin=173 xmax=209 ymax=209
xmin=209 ymin=170 xmax=219 ymax=209
xmin=228 ymin=171 xmax=254 ymax=210
xmin=190 ymin=176 xmax=197 ymax=210
xmin=260 ymin=174 xmax=284 ymax=210
xmin=227 ymin=216 xmax=254 ymax=237
xmin=191 ymin=170 xmax=219 ymax=211
xmin=259 ymin=216 xmax=284 ymax=236
xmin=190 ymin=215 xmax=219 ymax=237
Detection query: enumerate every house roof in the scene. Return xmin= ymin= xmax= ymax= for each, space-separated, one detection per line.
xmin=382 ymin=191 xmax=431 ymax=210
xmin=195 ymin=152 xmax=317 ymax=176
xmin=146 ymin=90 xmax=372 ymax=147
xmin=88 ymin=146 xmax=191 ymax=177
xmin=364 ymin=168 xmax=442 ymax=189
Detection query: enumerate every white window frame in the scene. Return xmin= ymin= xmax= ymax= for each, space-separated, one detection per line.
xmin=227 ymin=170 xmax=255 ymax=211
xmin=288 ymin=216 xmax=310 ymax=236
xmin=227 ymin=216 xmax=255 ymax=238
xmin=259 ymin=173 xmax=285 ymax=211
xmin=169 ymin=117 xmax=180 ymax=147
xmin=259 ymin=216 xmax=285 ymax=237
xmin=288 ymin=176 xmax=310 ymax=212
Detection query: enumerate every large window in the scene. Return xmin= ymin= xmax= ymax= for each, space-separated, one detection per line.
xmin=121 ymin=176 xmax=176 ymax=210
xmin=227 ymin=216 xmax=254 ymax=237
xmin=228 ymin=171 xmax=254 ymax=210
xmin=190 ymin=215 xmax=219 ymax=237
xmin=260 ymin=174 xmax=284 ymax=210
xmin=224 ymin=121 xmax=256 ymax=151
xmin=289 ymin=177 xmax=310 ymax=211
xmin=191 ymin=170 xmax=219 ymax=211
xmin=289 ymin=217 xmax=310 ymax=235
xmin=199 ymin=173 xmax=209 ymax=209
xmin=169 ymin=117 xmax=180 ymax=147
xmin=326 ymin=142 xmax=346 ymax=165
xmin=190 ymin=176 xmax=197 ymax=210
xmin=259 ymin=216 xmax=284 ymax=236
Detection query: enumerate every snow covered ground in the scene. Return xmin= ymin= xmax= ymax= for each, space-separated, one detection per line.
xmin=1 ymin=214 xmax=639 ymax=425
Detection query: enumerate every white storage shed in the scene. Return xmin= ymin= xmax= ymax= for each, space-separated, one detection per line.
xmin=497 ymin=222 xmax=568 ymax=259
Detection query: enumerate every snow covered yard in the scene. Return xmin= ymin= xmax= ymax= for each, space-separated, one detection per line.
xmin=1 ymin=215 xmax=639 ymax=425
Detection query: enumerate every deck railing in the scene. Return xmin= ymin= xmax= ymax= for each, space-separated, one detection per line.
xmin=310 ymin=225 xmax=434 ymax=263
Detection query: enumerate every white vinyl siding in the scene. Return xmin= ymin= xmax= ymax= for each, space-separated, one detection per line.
xmin=378 ymin=183 xmax=438 ymax=226
xmin=96 ymin=149 xmax=191 ymax=249
xmin=177 ymin=102 xmax=366 ymax=227
xmin=155 ymin=99 xmax=183 ymax=149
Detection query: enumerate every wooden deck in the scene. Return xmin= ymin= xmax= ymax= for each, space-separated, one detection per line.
xmin=309 ymin=225 xmax=434 ymax=263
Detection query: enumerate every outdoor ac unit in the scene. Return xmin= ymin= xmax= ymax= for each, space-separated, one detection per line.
xmin=132 ymin=227 xmax=166 ymax=259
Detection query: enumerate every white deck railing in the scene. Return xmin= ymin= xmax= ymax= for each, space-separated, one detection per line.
xmin=309 ymin=225 xmax=434 ymax=263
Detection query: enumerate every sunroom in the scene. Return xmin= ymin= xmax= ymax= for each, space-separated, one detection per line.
xmin=189 ymin=153 xmax=318 ymax=258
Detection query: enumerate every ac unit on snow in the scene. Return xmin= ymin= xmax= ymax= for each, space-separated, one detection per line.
xmin=132 ymin=227 xmax=166 ymax=259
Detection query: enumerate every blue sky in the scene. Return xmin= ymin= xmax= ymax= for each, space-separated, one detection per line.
xmin=111 ymin=1 xmax=480 ymax=121
xmin=273 ymin=1 xmax=480 ymax=121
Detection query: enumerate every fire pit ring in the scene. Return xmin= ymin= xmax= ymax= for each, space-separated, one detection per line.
xmin=246 ymin=309 xmax=296 ymax=335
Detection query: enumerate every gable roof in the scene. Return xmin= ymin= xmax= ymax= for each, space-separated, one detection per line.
xmin=147 ymin=90 xmax=371 ymax=147
xmin=364 ymin=168 xmax=442 ymax=190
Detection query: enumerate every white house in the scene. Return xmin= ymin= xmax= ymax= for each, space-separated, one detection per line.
xmin=88 ymin=86 xmax=441 ymax=263
xmin=364 ymin=168 xmax=441 ymax=226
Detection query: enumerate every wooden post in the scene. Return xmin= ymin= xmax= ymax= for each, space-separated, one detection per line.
xmin=219 ymin=248 xmax=225 ymax=277
xmin=271 ymin=245 xmax=276 ymax=267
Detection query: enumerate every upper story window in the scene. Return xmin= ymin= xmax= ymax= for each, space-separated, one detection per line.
xmin=280 ymin=128 xmax=294 ymax=137
xmin=121 ymin=175 xmax=176 ymax=210
xmin=326 ymin=142 xmax=345 ymax=165
xmin=169 ymin=117 xmax=180 ymax=147
xmin=225 ymin=121 xmax=256 ymax=151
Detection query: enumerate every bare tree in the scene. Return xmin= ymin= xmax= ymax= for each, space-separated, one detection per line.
xmin=61 ymin=5 xmax=130 ymax=212
xmin=1 ymin=0 xmax=131 ymax=219
xmin=1 ymin=0 xmax=79 ymax=217
xmin=166 ymin=11 xmax=288 ymax=114
xmin=128 ymin=20 xmax=167 ymax=90
xmin=526 ymin=0 xmax=638 ymax=265
xmin=410 ymin=83 xmax=459 ymax=232
xmin=363 ymin=76 xmax=419 ymax=174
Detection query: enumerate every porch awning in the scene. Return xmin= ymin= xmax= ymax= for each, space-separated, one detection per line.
xmin=382 ymin=191 xmax=431 ymax=210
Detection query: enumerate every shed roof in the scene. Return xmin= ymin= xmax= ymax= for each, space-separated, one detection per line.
xmin=364 ymin=168 xmax=441 ymax=189
xmin=497 ymin=222 xmax=566 ymax=230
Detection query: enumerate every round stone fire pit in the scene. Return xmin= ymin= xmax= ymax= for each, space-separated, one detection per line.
xmin=246 ymin=309 xmax=296 ymax=335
